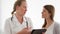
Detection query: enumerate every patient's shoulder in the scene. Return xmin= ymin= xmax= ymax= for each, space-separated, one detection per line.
xmin=54 ymin=22 xmax=60 ymax=26
xmin=54 ymin=22 xmax=60 ymax=28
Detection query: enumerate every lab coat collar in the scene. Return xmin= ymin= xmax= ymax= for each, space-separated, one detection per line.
xmin=13 ymin=14 xmax=27 ymax=24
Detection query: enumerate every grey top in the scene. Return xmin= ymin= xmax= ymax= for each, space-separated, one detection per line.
xmin=45 ymin=22 xmax=60 ymax=34
xmin=53 ymin=22 xmax=60 ymax=34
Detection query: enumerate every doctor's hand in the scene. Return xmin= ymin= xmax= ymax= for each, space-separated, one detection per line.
xmin=17 ymin=27 xmax=31 ymax=34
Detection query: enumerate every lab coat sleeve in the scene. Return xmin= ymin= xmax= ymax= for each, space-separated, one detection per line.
xmin=4 ymin=19 xmax=12 ymax=34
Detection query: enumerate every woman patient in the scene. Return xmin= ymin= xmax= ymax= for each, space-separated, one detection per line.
xmin=42 ymin=5 xmax=60 ymax=34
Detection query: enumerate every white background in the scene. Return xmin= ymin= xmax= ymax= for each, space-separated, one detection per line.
xmin=0 ymin=0 xmax=60 ymax=34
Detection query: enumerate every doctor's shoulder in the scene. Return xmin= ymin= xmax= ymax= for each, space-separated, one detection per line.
xmin=5 ymin=17 xmax=12 ymax=25
xmin=25 ymin=17 xmax=33 ymax=28
xmin=25 ymin=17 xmax=33 ymax=25
xmin=25 ymin=17 xmax=32 ymax=22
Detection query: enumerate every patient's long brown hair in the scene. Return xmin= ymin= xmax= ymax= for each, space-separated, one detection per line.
xmin=42 ymin=5 xmax=55 ymax=28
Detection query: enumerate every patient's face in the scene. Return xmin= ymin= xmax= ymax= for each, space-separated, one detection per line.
xmin=42 ymin=8 xmax=51 ymax=19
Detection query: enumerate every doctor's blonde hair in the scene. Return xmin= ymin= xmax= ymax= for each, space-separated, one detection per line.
xmin=11 ymin=0 xmax=26 ymax=20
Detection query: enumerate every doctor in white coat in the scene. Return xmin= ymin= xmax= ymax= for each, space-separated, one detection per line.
xmin=42 ymin=5 xmax=60 ymax=34
xmin=4 ymin=0 xmax=32 ymax=34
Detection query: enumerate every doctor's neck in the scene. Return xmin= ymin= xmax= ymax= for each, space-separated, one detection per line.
xmin=15 ymin=13 xmax=23 ymax=24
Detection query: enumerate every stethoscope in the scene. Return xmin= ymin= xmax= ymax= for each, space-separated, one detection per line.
xmin=11 ymin=16 xmax=28 ymax=28
xmin=10 ymin=16 xmax=29 ymax=34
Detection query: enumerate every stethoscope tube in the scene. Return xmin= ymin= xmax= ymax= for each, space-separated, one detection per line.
xmin=26 ymin=21 xmax=28 ymax=28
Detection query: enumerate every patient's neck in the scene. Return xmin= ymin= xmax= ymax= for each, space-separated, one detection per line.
xmin=44 ymin=18 xmax=53 ymax=29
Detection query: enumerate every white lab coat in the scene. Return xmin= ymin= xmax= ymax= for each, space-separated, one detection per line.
xmin=45 ymin=22 xmax=60 ymax=34
xmin=4 ymin=15 xmax=33 ymax=34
